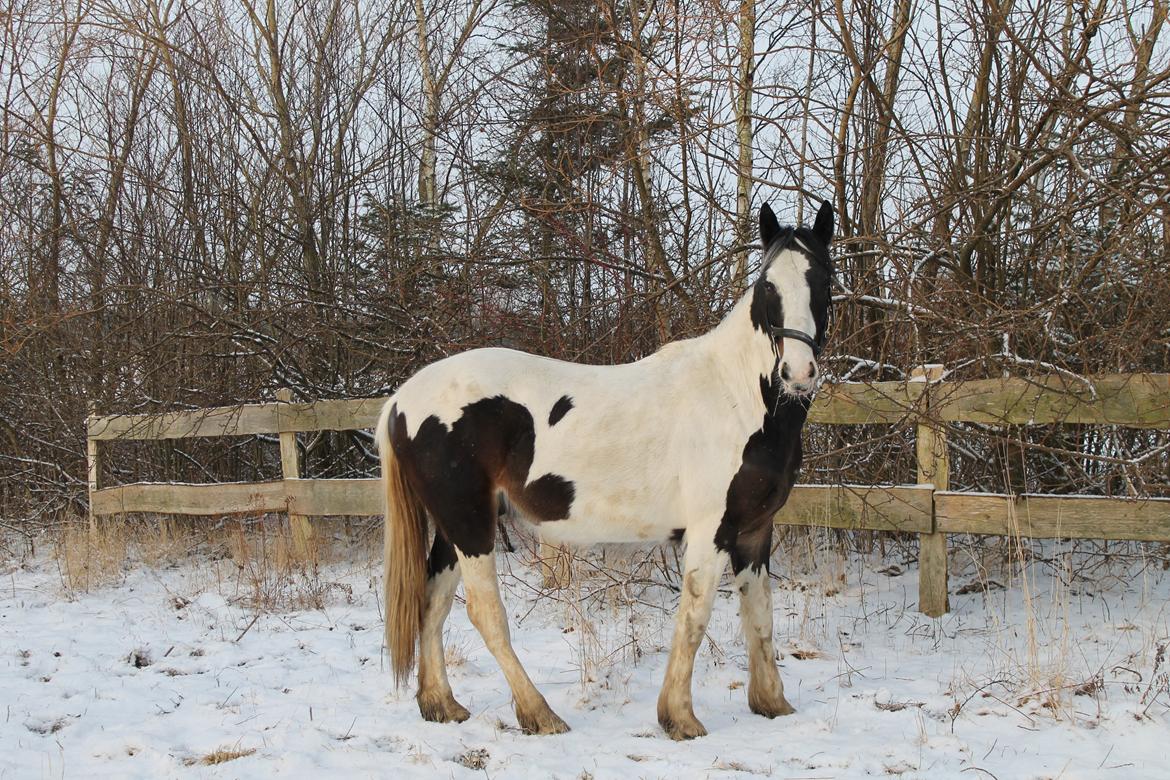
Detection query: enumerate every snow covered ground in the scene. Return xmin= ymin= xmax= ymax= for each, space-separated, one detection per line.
xmin=2 ymin=530 xmax=1169 ymax=779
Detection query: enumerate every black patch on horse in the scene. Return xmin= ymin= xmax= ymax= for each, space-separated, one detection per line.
xmin=389 ymin=397 xmax=576 ymax=559
xmin=749 ymin=274 xmax=785 ymax=336
xmin=426 ymin=533 xmax=459 ymax=576
xmin=714 ymin=379 xmax=810 ymax=575
xmin=521 ymin=474 xmax=575 ymax=520
xmin=549 ymin=395 xmax=574 ymax=426
xmin=795 ymin=229 xmax=834 ymax=346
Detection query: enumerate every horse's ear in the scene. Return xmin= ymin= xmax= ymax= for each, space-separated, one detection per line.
xmin=759 ymin=203 xmax=781 ymax=247
xmin=813 ymin=200 xmax=834 ymax=245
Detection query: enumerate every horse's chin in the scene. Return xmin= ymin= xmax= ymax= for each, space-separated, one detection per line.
xmin=779 ymin=381 xmax=817 ymax=401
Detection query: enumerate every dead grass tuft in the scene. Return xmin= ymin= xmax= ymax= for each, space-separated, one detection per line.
xmin=875 ymin=698 xmax=925 ymax=712
xmin=787 ymin=646 xmax=826 ymax=661
xmin=55 ymin=519 xmax=128 ymax=594
xmin=454 ymin=747 xmax=490 ymax=770
xmin=222 ymin=521 xmax=351 ymax=611
xmin=711 ymin=759 xmax=771 ymax=775
xmin=185 ymin=746 xmax=257 ymax=765
xmin=127 ymin=648 xmax=152 ymax=668
xmin=54 ymin=516 xmax=222 ymax=594
xmin=25 ymin=717 xmax=70 ymax=735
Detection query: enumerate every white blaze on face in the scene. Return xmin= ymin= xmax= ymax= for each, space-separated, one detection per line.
xmin=767 ymin=246 xmax=818 ymax=392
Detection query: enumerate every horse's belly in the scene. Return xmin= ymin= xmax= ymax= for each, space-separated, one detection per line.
xmin=522 ymin=480 xmax=684 ymax=545
xmin=530 ymin=513 xmax=677 ymax=545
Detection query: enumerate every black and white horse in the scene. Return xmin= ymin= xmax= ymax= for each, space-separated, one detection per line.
xmin=377 ymin=201 xmax=835 ymax=740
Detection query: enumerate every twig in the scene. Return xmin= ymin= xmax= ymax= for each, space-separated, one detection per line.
xmin=996 ymin=333 xmax=1098 ymax=400
xmin=234 ymin=613 xmax=261 ymax=643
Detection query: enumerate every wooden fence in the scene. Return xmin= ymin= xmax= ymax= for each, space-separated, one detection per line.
xmin=86 ymin=370 xmax=1170 ymax=616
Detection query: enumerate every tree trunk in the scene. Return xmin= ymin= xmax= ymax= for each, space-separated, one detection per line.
xmin=415 ymin=0 xmax=439 ymax=210
xmin=734 ymin=0 xmax=755 ymax=289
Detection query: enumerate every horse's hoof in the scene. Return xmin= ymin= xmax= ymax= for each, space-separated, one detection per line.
xmin=749 ymin=695 xmax=795 ymax=718
xmin=659 ymin=712 xmax=708 ymax=740
xmin=517 ymin=705 xmax=571 ymax=735
xmin=748 ymin=696 xmax=795 ymax=720
xmin=418 ymin=691 xmax=471 ymax=723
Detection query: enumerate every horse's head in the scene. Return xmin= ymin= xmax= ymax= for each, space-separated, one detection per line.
xmin=750 ymin=200 xmax=835 ymax=398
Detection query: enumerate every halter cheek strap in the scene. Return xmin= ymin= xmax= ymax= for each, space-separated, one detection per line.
xmin=770 ymin=326 xmax=823 ymax=357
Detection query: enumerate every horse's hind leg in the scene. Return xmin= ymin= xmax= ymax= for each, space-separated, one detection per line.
xmin=458 ymin=549 xmax=570 ymax=735
xmin=417 ymin=535 xmax=470 ymax=723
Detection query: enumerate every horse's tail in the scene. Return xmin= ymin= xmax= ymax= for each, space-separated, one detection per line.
xmin=377 ymin=401 xmax=428 ymax=688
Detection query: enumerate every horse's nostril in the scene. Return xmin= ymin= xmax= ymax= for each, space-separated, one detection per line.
xmin=780 ymin=364 xmax=791 ymax=381
xmin=808 ymin=362 xmax=817 ymax=378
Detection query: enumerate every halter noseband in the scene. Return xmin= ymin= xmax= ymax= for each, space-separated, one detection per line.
xmin=769 ymin=325 xmax=823 ymax=357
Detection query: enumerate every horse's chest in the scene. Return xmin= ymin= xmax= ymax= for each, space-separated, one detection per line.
xmin=720 ymin=415 xmax=803 ymax=528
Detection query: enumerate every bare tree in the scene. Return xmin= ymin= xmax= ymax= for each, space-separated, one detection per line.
xmin=2 ymin=0 xmax=1169 ymax=526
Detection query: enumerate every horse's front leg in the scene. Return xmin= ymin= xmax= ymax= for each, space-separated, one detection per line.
xmin=734 ymin=559 xmax=795 ymax=716
xmin=657 ymin=539 xmax=728 ymax=740
xmin=730 ymin=519 xmax=795 ymax=718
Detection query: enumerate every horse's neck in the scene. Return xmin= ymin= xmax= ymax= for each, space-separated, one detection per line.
xmin=697 ymin=293 xmax=776 ymax=399
xmin=703 ymin=295 xmax=811 ymax=439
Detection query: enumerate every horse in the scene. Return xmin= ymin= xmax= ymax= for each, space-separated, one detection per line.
xmin=377 ymin=200 xmax=835 ymax=740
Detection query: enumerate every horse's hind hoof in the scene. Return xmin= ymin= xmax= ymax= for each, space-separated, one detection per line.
xmin=418 ymin=691 xmax=471 ymax=723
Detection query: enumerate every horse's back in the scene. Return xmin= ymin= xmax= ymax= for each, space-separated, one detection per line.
xmin=391 ymin=347 xmax=635 ymax=434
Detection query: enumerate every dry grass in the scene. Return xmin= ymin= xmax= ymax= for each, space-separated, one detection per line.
xmin=944 ymin=534 xmax=1102 ymax=723
xmin=443 ymin=633 xmax=472 ymax=670
xmin=55 ymin=519 xmax=129 ymax=594
xmin=216 ymin=519 xmax=380 ymax=612
xmin=454 ymin=747 xmax=489 ymax=770
xmin=54 ymin=515 xmax=227 ymax=594
xmin=184 ymin=745 xmax=257 ymax=765
xmin=515 ymin=523 xmax=1170 ymax=733
xmin=767 ymin=526 xmax=1170 ymax=730
xmin=938 ymin=534 xmax=1170 ymax=728
xmin=220 ymin=521 xmax=338 ymax=611
xmin=51 ymin=514 xmax=372 ymax=613
xmin=44 ymin=510 xmax=1169 ymax=733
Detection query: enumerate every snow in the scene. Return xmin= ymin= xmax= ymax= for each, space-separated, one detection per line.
xmin=3 ymin=537 xmax=1169 ymax=779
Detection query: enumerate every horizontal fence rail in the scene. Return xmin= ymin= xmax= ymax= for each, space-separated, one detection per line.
xmin=86 ymin=397 xmax=389 ymax=441
xmin=934 ymin=492 xmax=1170 ymax=542
xmin=85 ymin=373 xmax=1170 ymax=441
xmin=86 ymin=371 xmax=1170 ymax=616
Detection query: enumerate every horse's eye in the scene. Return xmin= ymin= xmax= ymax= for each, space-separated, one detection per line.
xmin=764 ymin=281 xmax=776 ymax=294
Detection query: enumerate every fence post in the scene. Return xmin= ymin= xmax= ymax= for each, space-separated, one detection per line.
xmin=86 ymin=401 xmax=100 ymax=534
xmin=277 ymin=388 xmax=314 ymax=558
xmin=913 ymin=364 xmax=949 ymax=617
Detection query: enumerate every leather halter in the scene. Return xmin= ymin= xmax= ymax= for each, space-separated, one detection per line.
xmin=769 ymin=325 xmax=823 ymax=357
